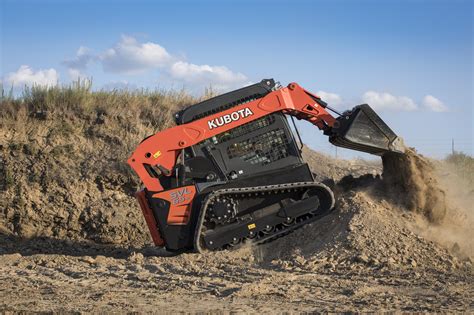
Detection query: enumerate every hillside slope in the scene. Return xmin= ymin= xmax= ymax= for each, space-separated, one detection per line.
xmin=1 ymin=83 xmax=196 ymax=245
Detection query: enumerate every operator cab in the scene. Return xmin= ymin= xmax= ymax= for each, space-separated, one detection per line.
xmin=168 ymin=79 xmax=312 ymax=189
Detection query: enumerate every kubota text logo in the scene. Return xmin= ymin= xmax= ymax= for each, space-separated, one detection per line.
xmin=207 ymin=108 xmax=254 ymax=130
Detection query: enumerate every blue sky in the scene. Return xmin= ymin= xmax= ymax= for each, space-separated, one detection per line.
xmin=1 ymin=0 xmax=473 ymax=158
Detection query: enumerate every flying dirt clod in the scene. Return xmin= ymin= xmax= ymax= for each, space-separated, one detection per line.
xmin=128 ymin=79 xmax=406 ymax=252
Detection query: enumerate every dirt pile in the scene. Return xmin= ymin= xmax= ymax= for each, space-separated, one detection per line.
xmin=256 ymin=188 xmax=469 ymax=274
xmin=267 ymin=146 xmax=473 ymax=275
xmin=0 ymin=142 xmax=379 ymax=245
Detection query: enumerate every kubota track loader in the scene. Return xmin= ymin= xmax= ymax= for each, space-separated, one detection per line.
xmin=128 ymin=79 xmax=404 ymax=252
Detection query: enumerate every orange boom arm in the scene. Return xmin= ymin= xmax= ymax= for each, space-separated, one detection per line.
xmin=128 ymin=83 xmax=336 ymax=192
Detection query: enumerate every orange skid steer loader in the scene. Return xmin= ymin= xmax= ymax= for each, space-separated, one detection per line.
xmin=128 ymin=79 xmax=404 ymax=252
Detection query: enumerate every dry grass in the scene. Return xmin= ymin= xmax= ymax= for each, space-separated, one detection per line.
xmin=0 ymin=79 xmax=200 ymax=150
xmin=1 ymin=79 xmax=196 ymax=126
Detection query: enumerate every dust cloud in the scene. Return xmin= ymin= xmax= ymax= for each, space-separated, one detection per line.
xmin=413 ymin=160 xmax=474 ymax=258
xmin=381 ymin=147 xmax=473 ymax=258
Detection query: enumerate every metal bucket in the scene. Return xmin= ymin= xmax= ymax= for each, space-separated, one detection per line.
xmin=328 ymin=104 xmax=405 ymax=155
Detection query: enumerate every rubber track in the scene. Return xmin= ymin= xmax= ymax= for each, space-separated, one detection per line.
xmin=194 ymin=182 xmax=335 ymax=253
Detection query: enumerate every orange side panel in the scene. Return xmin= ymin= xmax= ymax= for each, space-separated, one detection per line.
xmin=153 ymin=185 xmax=196 ymax=225
xmin=135 ymin=190 xmax=165 ymax=246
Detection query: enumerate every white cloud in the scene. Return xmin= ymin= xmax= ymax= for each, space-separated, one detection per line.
xmin=316 ymin=90 xmax=342 ymax=106
xmin=422 ymin=95 xmax=448 ymax=112
xmin=4 ymin=65 xmax=59 ymax=87
xmin=362 ymin=91 xmax=418 ymax=111
xmin=63 ymin=46 xmax=94 ymax=79
xmin=63 ymin=35 xmax=249 ymax=91
xmin=100 ymin=35 xmax=172 ymax=74
xmin=169 ymin=61 xmax=248 ymax=90
xmin=63 ymin=46 xmax=93 ymax=70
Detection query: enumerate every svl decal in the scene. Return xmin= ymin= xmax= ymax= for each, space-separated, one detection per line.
xmin=170 ymin=187 xmax=192 ymax=204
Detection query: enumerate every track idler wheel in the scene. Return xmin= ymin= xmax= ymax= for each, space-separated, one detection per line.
xmin=302 ymin=185 xmax=335 ymax=215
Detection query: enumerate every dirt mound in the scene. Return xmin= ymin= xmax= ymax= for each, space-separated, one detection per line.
xmin=255 ymin=189 xmax=467 ymax=274
xmin=382 ymin=148 xmax=447 ymax=222
xmin=333 ymin=147 xmax=472 ymax=259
